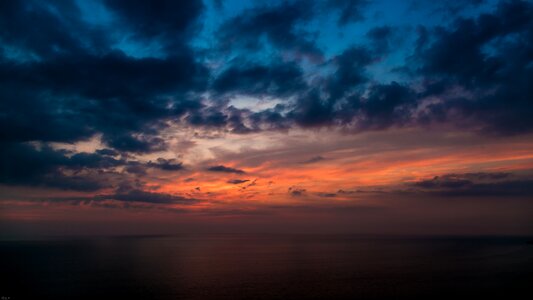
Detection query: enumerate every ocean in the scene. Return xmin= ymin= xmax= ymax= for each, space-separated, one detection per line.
xmin=1 ymin=234 xmax=532 ymax=299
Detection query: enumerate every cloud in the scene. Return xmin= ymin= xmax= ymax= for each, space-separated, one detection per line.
xmin=288 ymin=187 xmax=307 ymax=197
xmin=1 ymin=0 xmax=531 ymax=143
xmin=414 ymin=0 xmax=533 ymax=134
xmin=412 ymin=172 xmax=511 ymax=189
xmin=355 ymin=82 xmax=417 ymax=130
xmin=0 ymin=142 xmax=111 ymax=191
xmin=102 ymin=0 xmax=205 ymax=52
xmin=1 ymin=0 xmax=532 ymax=200
xmin=0 ymin=0 xmax=207 ymax=154
xmin=0 ymin=0 xmax=103 ymax=60
xmin=212 ymin=62 xmax=306 ymax=97
xmin=216 ymin=0 xmax=321 ymax=58
xmin=227 ymin=179 xmax=250 ymax=184
xmin=2 ymin=0 xmax=531 ymax=152
xmin=407 ymin=172 xmax=533 ymax=197
xmin=28 ymin=188 xmax=201 ymax=206
xmin=324 ymin=0 xmax=369 ymax=25
xmin=366 ymin=26 xmax=396 ymax=54
xmin=289 ymin=80 xmax=416 ymax=130
xmin=207 ymin=165 xmax=246 ymax=174
xmin=325 ymin=46 xmax=375 ymax=100
xmin=0 ymin=142 xmax=182 ymax=191
xmin=95 ymin=148 xmax=121 ymax=157
xmin=65 ymin=152 xmax=125 ymax=170
xmin=300 ymin=156 xmax=326 ymax=164
xmin=99 ymin=189 xmax=199 ymax=204
xmin=147 ymin=158 xmax=184 ymax=171
xmin=282 ymin=0 xmax=533 ymax=135
xmin=316 ymin=192 xmax=337 ymax=198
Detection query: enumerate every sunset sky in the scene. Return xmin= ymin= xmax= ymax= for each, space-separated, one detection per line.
xmin=1 ymin=0 xmax=532 ymax=238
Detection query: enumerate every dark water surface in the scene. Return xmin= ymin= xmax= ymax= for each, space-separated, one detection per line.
xmin=1 ymin=235 xmax=532 ymax=299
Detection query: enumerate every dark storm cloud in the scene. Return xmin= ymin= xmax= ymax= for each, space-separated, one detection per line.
xmin=415 ymin=0 xmax=533 ymax=134
xmin=103 ymin=134 xmax=167 ymax=154
xmin=186 ymin=107 xmax=228 ymax=128
xmin=282 ymin=46 xmax=412 ymax=129
xmin=67 ymin=152 xmax=125 ymax=169
xmin=289 ymin=81 xmax=416 ymax=130
xmin=0 ymin=0 xmax=207 ymax=156
xmin=95 ymin=149 xmax=121 ymax=157
xmin=217 ymin=0 xmax=321 ymax=58
xmin=124 ymin=157 xmax=185 ymax=174
xmin=289 ymin=91 xmax=332 ymax=127
xmin=215 ymin=0 xmax=371 ymax=59
xmin=419 ymin=1 xmax=531 ymax=84
xmin=326 ymin=46 xmax=375 ymax=99
xmin=0 ymin=0 xmax=107 ymax=60
xmin=0 ymin=52 xmax=207 ymax=144
xmin=123 ymin=163 xmax=149 ymax=175
xmin=283 ymin=0 xmax=533 ymax=134
xmin=0 ymin=141 xmax=186 ymax=191
xmin=355 ymin=82 xmax=417 ymax=130
xmin=212 ymin=62 xmax=306 ymax=97
xmin=0 ymin=142 xmax=111 ymax=191
xmin=3 ymin=0 xmax=530 ymax=149
xmin=207 ymin=165 xmax=246 ymax=174
xmin=244 ymin=42 xmax=405 ymax=131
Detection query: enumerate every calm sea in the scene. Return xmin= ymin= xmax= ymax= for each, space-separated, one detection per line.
xmin=1 ymin=234 xmax=532 ymax=299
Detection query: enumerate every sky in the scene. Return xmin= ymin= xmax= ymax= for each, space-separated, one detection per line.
xmin=1 ymin=0 xmax=532 ymax=238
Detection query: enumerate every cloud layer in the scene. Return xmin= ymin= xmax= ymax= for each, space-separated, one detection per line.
xmin=1 ymin=0 xmax=532 ymax=235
